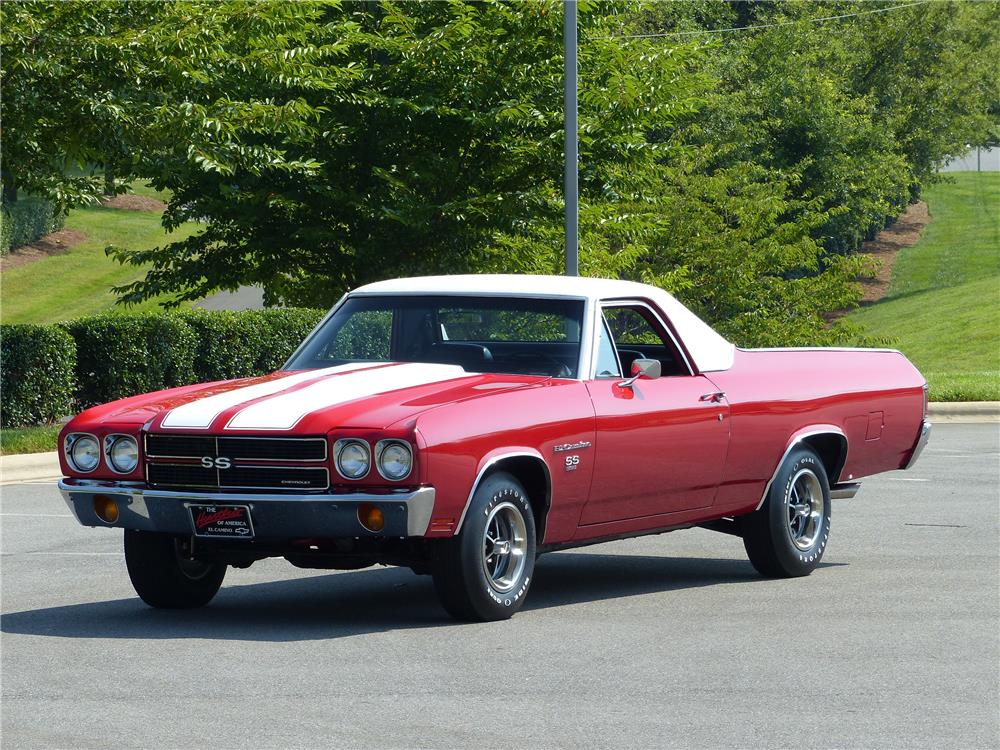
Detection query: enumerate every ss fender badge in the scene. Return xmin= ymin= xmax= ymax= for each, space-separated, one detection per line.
xmin=564 ymin=455 xmax=581 ymax=472
xmin=554 ymin=441 xmax=591 ymax=453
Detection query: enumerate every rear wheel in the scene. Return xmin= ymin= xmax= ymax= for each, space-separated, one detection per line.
xmin=432 ymin=471 xmax=536 ymax=622
xmin=124 ymin=530 xmax=226 ymax=608
xmin=742 ymin=446 xmax=831 ymax=577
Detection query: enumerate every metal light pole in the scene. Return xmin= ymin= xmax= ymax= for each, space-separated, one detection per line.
xmin=564 ymin=0 xmax=579 ymax=276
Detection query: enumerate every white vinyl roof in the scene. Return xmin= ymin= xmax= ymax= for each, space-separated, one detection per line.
xmin=351 ymin=275 xmax=735 ymax=372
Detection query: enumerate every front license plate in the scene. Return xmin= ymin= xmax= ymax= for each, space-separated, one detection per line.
xmin=188 ymin=504 xmax=254 ymax=539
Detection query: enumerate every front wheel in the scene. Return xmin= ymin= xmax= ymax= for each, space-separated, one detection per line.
xmin=124 ymin=530 xmax=226 ymax=608
xmin=432 ymin=471 xmax=537 ymax=622
xmin=742 ymin=446 xmax=832 ymax=577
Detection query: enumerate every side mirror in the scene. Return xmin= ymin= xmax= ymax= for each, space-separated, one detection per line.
xmin=618 ymin=358 xmax=661 ymax=388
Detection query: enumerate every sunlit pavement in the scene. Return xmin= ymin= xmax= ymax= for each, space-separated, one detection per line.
xmin=2 ymin=424 xmax=997 ymax=749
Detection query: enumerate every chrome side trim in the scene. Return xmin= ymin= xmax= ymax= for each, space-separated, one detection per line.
xmin=904 ymin=420 xmax=932 ymax=470
xmin=576 ymin=296 xmax=595 ymax=383
xmin=755 ymin=428 xmax=848 ymax=511
xmin=58 ymin=479 xmax=436 ymax=537
xmin=454 ymin=451 xmax=551 ymax=534
xmin=830 ymin=482 xmax=862 ymax=500
xmin=739 ymin=346 xmax=904 ymax=355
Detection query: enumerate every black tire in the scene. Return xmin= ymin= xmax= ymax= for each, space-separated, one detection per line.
xmin=432 ymin=471 xmax=537 ymax=622
xmin=124 ymin=530 xmax=226 ymax=608
xmin=742 ymin=446 xmax=832 ymax=578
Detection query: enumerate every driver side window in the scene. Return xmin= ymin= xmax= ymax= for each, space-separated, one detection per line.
xmin=601 ymin=304 xmax=689 ymax=377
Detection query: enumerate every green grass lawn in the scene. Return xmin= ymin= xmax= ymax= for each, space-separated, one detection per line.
xmin=849 ymin=171 xmax=1000 ymax=401
xmin=125 ymin=180 xmax=171 ymax=202
xmin=0 ymin=424 xmax=61 ymax=455
xmin=1 ymin=193 xmax=196 ymax=324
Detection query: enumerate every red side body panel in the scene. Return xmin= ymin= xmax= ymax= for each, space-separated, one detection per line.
xmin=59 ymin=323 xmax=926 ymax=547
xmin=705 ymin=348 xmax=925 ymax=516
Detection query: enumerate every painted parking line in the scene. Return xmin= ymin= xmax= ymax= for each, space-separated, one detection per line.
xmin=1 ymin=551 xmax=122 ymax=556
xmin=886 ymin=477 xmax=930 ymax=482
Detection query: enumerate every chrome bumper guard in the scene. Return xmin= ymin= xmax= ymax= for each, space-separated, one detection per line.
xmin=905 ymin=420 xmax=932 ymax=470
xmin=59 ymin=479 xmax=435 ymax=539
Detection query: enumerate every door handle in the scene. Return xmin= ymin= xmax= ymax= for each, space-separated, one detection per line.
xmin=699 ymin=391 xmax=726 ymax=403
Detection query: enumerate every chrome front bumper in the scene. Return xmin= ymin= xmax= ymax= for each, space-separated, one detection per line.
xmin=905 ymin=420 xmax=932 ymax=470
xmin=59 ymin=479 xmax=435 ymax=538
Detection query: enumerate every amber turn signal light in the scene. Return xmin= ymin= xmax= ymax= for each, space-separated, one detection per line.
xmin=93 ymin=495 xmax=119 ymax=524
xmin=357 ymin=503 xmax=385 ymax=532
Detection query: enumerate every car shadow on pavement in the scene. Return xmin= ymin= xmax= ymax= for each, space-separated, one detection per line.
xmin=0 ymin=552 xmax=843 ymax=642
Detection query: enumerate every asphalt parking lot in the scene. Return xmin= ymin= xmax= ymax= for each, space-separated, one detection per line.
xmin=2 ymin=423 xmax=997 ymax=749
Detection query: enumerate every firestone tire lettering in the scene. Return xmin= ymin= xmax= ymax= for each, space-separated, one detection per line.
xmin=432 ymin=471 xmax=537 ymax=622
xmin=741 ymin=446 xmax=832 ymax=579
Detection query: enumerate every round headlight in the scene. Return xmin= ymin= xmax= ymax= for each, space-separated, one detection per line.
xmin=336 ymin=439 xmax=370 ymax=480
xmin=107 ymin=435 xmax=139 ymax=474
xmin=67 ymin=434 xmax=100 ymax=473
xmin=377 ymin=440 xmax=412 ymax=481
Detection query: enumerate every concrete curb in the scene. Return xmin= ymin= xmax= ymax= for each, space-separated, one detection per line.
xmin=0 ymin=403 xmax=996 ymax=484
xmin=0 ymin=451 xmax=60 ymax=485
xmin=928 ymin=402 xmax=1000 ymax=423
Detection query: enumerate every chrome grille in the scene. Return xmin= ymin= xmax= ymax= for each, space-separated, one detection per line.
xmin=144 ymin=434 xmax=330 ymax=491
xmin=147 ymin=463 xmax=329 ymax=490
xmin=145 ymin=435 xmax=327 ymax=462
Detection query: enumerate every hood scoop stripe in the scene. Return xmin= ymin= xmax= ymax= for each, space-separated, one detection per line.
xmin=159 ymin=362 xmax=374 ymax=430
xmin=225 ymin=363 xmax=470 ymax=431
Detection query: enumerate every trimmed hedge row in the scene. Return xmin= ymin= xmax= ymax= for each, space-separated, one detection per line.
xmin=0 ymin=325 xmax=77 ymax=427
xmin=0 ymin=198 xmax=67 ymax=255
xmin=65 ymin=314 xmax=199 ymax=408
xmin=0 ymin=308 xmax=325 ymax=427
xmin=179 ymin=308 xmax=327 ymax=382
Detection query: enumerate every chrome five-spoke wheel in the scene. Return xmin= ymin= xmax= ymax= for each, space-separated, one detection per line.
xmin=742 ymin=446 xmax=832 ymax=578
xmin=432 ymin=471 xmax=537 ymax=621
xmin=481 ymin=501 xmax=528 ymax=593
xmin=787 ymin=468 xmax=825 ymax=550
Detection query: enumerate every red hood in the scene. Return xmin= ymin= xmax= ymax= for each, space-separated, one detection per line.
xmin=67 ymin=363 xmax=547 ymax=435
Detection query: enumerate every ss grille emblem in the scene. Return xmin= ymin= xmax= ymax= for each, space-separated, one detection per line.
xmin=201 ymin=456 xmax=232 ymax=470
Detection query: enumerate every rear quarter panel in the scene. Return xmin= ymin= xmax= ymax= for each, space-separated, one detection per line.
xmin=707 ymin=348 xmax=926 ymax=515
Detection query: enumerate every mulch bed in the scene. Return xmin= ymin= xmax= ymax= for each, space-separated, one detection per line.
xmin=0 ymin=228 xmax=88 ymax=272
xmin=826 ymin=200 xmax=931 ymax=322
xmin=856 ymin=200 xmax=929 ymax=305
xmin=100 ymin=194 xmax=167 ymax=212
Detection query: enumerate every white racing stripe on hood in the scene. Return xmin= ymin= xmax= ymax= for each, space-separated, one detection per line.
xmin=160 ymin=363 xmax=374 ymax=430
xmin=225 ymin=362 xmax=470 ymax=431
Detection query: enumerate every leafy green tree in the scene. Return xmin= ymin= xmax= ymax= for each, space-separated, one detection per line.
xmin=0 ymin=1 xmax=348 ymax=209
xmin=3 ymin=0 xmax=997 ymax=348
xmin=1 ymin=2 xmax=143 ymax=206
xmin=106 ymin=1 xmax=706 ymax=307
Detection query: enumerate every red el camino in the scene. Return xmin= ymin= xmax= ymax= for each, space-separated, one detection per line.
xmin=59 ymin=275 xmax=930 ymax=621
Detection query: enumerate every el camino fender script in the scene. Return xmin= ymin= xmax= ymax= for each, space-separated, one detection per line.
xmin=554 ymin=441 xmax=591 ymax=472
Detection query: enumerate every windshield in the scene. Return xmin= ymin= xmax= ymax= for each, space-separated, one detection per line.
xmin=287 ymin=295 xmax=585 ymax=378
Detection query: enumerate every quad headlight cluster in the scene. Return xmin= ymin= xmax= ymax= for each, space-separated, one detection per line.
xmin=63 ymin=433 xmax=139 ymax=474
xmin=334 ymin=438 xmax=413 ymax=481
